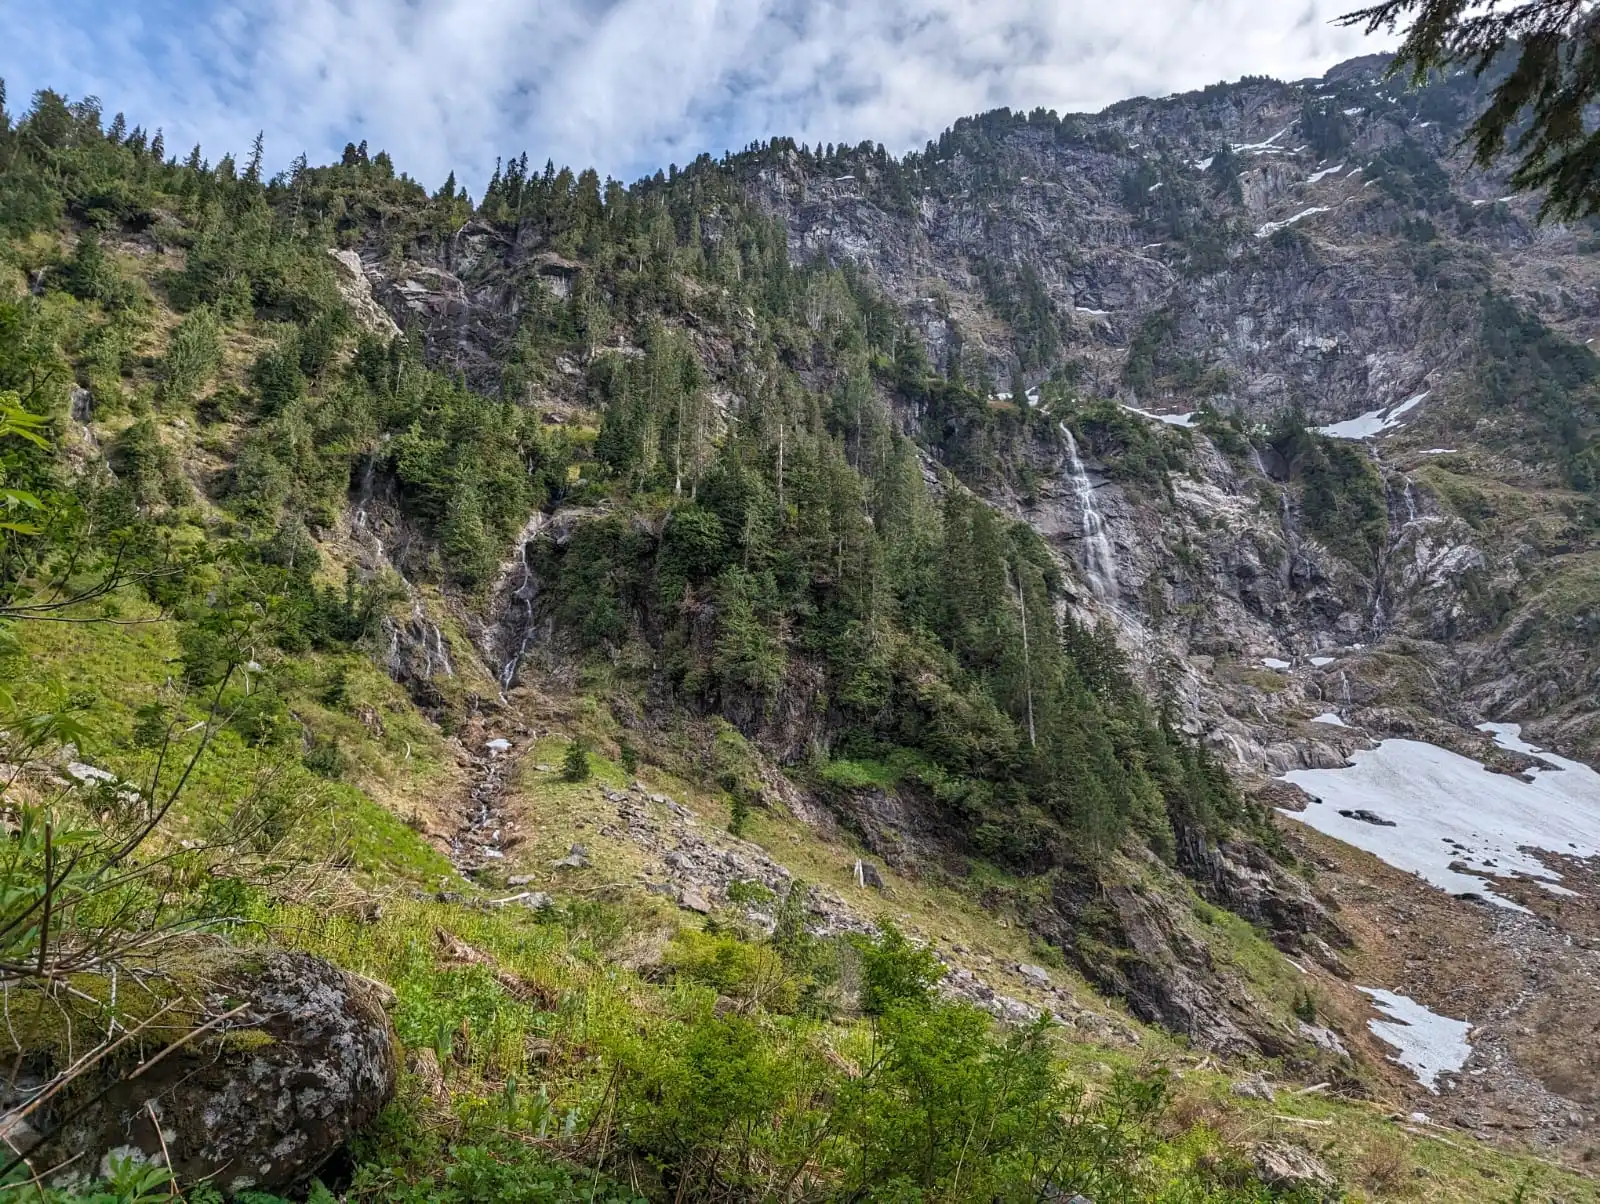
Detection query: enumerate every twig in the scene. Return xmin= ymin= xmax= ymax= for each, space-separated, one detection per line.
xmin=129 ymin=1002 xmax=254 ymax=1081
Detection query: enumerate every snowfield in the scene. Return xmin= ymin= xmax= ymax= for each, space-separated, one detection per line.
xmin=1280 ymin=725 xmax=1600 ymax=909
xmin=1119 ymin=403 xmax=1196 ymax=427
xmin=1359 ymin=987 xmax=1473 ymax=1092
xmin=1255 ymin=206 xmax=1330 ymax=239
xmin=1317 ymin=390 xmax=1429 ymax=439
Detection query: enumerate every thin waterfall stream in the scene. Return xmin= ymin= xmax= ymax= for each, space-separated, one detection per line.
xmin=1059 ymin=423 xmax=1119 ymax=600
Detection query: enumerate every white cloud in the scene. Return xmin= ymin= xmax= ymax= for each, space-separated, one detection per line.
xmin=0 ymin=0 xmax=1385 ymax=191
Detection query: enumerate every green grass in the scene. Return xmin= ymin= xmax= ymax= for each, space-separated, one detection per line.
xmin=11 ymin=592 xmax=456 ymax=883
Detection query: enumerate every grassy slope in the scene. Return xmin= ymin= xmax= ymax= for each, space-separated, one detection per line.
xmin=9 ymin=219 xmax=1597 ymax=1202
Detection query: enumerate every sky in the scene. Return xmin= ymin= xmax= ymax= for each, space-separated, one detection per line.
xmin=1 ymin=0 xmax=1387 ymax=193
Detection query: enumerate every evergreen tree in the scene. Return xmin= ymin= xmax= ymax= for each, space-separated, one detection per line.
xmin=562 ymin=737 xmax=591 ymax=781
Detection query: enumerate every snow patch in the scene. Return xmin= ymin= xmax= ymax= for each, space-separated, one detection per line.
xmin=1471 ymin=195 xmax=1517 ymax=206
xmin=1119 ymin=403 xmax=1196 ymax=428
xmin=1479 ymin=722 xmax=1537 ymax=755
xmin=1280 ymin=730 xmax=1600 ymax=908
xmin=1310 ymin=712 xmax=1348 ymax=727
xmin=1306 ymin=163 xmax=1346 ymax=185
xmin=1419 ymin=448 xmax=1457 ymax=455
xmin=1147 ymin=181 xmax=1163 ymax=192
xmin=1232 ymin=124 xmax=1292 ymax=154
xmin=1359 ymin=987 xmax=1472 ymax=1092
xmin=1255 ymin=207 xmax=1331 ymax=239
xmin=1343 ymin=107 xmax=1364 ymax=116
xmin=1075 ymin=306 xmax=1111 ymax=317
xmin=1261 ymin=657 xmax=1291 ymax=671
xmin=1193 ymin=155 xmax=1215 ymax=172
xmin=1317 ymin=390 xmax=1429 ymax=439
xmin=1309 ymin=656 xmax=1336 ymax=667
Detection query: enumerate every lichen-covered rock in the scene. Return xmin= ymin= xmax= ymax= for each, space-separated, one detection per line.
xmin=31 ymin=945 xmax=396 ymax=1195
xmin=1251 ymin=1141 xmax=1335 ymax=1194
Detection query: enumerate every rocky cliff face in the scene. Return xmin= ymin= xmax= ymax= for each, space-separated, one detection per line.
xmin=738 ymin=58 xmax=1599 ymax=765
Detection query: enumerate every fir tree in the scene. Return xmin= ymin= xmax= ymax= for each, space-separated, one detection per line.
xmin=561 ymin=737 xmax=590 ymax=782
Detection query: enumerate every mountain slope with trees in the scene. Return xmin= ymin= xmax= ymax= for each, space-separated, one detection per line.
xmin=1 ymin=55 xmax=1598 ymax=1201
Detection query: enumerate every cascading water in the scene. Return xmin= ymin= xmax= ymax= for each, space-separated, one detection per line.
xmin=410 ymin=600 xmax=454 ymax=680
xmin=1059 ymin=423 xmax=1119 ymax=600
xmin=500 ymin=533 xmax=540 ymax=688
xmin=1249 ymin=444 xmax=1269 ymax=479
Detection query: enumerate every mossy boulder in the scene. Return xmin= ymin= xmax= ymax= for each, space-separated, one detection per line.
xmin=18 ymin=943 xmax=396 ymax=1196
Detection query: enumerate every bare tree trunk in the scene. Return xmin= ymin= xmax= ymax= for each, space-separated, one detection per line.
xmin=1014 ymin=566 xmax=1036 ymax=748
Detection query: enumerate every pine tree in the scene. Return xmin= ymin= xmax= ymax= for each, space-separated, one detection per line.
xmin=243 ymin=131 xmax=264 ymax=185
xmin=561 ymin=738 xmax=590 ymax=782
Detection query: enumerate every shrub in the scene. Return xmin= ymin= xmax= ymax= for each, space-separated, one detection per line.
xmin=561 ymin=737 xmax=590 ymax=782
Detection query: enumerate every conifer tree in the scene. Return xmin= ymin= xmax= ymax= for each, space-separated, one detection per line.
xmin=243 ymin=131 xmax=264 ymax=185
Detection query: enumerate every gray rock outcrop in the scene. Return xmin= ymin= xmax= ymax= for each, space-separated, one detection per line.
xmin=25 ymin=945 xmax=396 ymax=1195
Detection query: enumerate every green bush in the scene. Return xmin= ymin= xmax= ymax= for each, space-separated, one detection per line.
xmin=561 ymin=737 xmax=591 ymax=782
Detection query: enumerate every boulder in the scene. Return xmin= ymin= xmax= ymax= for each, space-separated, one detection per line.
xmin=853 ymin=859 xmax=886 ymax=890
xmin=679 ymin=884 xmax=715 ymax=914
xmin=1232 ymin=1074 xmax=1276 ymax=1102
xmin=551 ymin=844 xmax=590 ymax=869
xmin=24 ymin=944 xmax=395 ymax=1195
xmin=1251 ymin=1142 xmax=1335 ymax=1194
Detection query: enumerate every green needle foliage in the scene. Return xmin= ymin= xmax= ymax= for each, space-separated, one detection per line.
xmin=1339 ymin=0 xmax=1600 ymax=219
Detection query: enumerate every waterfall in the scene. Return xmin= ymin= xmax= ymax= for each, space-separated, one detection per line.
xmin=500 ymin=537 xmax=538 ymax=688
xmin=1403 ymin=479 xmax=1418 ymax=525
xmin=1059 ymin=423 xmax=1119 ymax=600
xmin=492 ymin=513 xmax=549 ymax=689
xmin=1249 ymin=444 xmax=1269 ymax=479
xmin=410 ymin=600 xmax=454 ymax=680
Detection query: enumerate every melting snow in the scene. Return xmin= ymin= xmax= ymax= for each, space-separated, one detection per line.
xmin=1311 ymin=712 xmax=1348 ymax=727
xmin=1193 ymin=155 xmax=1215 ymax=172
xmin=1255 ymin=207 xmax=1331 ymax=239
xmin=1306 ymin=163 xmax=1346 ymax=185
xmin=1480 ymin=722 xmax=1538 ymax=755
xmin=1360 ymin=987 xmax=1472 ymax=1092
xmin=1343 ymin=107 xmax=1364 ymax=116
xmin=1317 ymin=390 xmax=1429 ymax=439
xmin=1280 ymin=726 xmax=1600 ymax=908
xmin=1119 ymin=403 xmax=1196 ymax=427
xmin=1232 ymin=125 xmax=1292 ymax=154
xmin=1309 ymin=656 xmax=1337 ymax=667
xmin=1076 ymin=306 xmax=1111 ymax=317
xmin=1261 ymin=657 xmax=1292 ymax=670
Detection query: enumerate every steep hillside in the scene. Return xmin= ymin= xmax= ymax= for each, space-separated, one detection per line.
xmin=0 ymin=55 xmax=1597 ymax=1202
